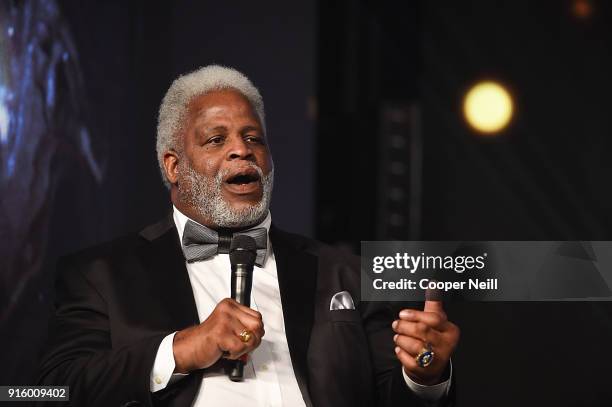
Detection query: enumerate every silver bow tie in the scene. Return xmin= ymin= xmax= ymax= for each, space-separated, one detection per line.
xmin=181 ymin=220 xmax=268 ymax=267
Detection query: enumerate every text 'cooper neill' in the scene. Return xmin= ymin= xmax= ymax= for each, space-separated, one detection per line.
xmin=372 ymin=278 xmax=498 ymax=291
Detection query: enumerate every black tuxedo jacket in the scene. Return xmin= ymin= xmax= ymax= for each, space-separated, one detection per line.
xmin=37 ymin=214 xmax=454 ymax=407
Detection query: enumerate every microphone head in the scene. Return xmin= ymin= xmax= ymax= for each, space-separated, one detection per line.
xmin=230 ymin=235 xmax=257 ymax=265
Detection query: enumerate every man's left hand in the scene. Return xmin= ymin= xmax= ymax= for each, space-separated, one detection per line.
xmin=392 ymin=300 xmax=460 ymax=386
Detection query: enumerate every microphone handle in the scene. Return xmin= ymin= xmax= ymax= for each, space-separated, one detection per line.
xmin=231 ymin=263 xmax=253 ymax=306
xmin=229 ymin=263 xmax=254 ymax=381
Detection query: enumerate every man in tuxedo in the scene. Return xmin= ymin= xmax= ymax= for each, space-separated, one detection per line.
xmin=37 ymin=65 xmax=460 ymax=407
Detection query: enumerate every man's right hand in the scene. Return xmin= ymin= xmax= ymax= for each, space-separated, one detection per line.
xmin=172 ymin=298 xmax=265 ymax=373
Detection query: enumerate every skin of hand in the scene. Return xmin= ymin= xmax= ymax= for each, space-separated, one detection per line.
xmin=173 ymin=298 xmax=265 ymax=373
xmin=392 ymin=300 xmax=460 ymax=385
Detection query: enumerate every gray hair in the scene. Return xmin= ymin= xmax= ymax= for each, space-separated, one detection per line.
xmin=156 ymin=65 xmax=266 ymax=188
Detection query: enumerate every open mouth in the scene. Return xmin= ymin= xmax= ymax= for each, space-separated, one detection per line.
xmin=225 ymin=169 xmax=260 ymax=185
xmin=223 ymin=168 xmax=262 ymax=194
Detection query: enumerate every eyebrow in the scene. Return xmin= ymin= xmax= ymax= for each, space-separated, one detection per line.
xmin=194 ymin=124 xmax=262 ymax=136
xmin=241 ymin=125 xmax=261 ymax=133
xmin=204 ymin=126 xmax=228 ymax=133
xmin=194 ymin=125 xmax=228 ymax=136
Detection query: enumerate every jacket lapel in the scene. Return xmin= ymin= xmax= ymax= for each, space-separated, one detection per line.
xmin=139 ymin=213 xmax=200 ymax=330
xmin=139 ymin=214 xmax=203 ymax=407
xmin=270 ymin=226 xmax=317 ymax=407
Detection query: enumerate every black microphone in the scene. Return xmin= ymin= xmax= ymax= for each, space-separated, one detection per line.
xmin=228 ymin=235 xmax=257 ymax=381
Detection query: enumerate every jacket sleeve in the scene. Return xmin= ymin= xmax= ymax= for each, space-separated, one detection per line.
xmin=36 ymin=256 xmax=168 ymax=407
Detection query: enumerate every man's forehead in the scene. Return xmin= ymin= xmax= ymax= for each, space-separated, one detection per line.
xmin=194 ymin=105 xmax=229 ymax=119
xmin=187 ymin=91 xmax=262 ymax=128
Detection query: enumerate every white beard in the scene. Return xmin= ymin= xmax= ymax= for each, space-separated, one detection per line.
xmin=177 ymin=161 xmax=273 ymax=228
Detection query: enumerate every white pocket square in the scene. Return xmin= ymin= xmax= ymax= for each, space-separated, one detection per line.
xmin=329 ymin=290 xmax=355 ymax=310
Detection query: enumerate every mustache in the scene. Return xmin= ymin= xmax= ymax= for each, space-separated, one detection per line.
xmin=215 ymin=162 xmax=265 ymax=184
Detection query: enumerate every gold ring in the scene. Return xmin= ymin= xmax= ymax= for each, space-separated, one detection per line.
xmin=416 ymin=343 xmax=435 ymax=368
xmin=239 ymin=330 xmax=253 ymax=343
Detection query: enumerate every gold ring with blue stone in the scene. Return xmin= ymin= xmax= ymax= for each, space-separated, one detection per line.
xmin=416 ymin=343 xmax=435 ymax=368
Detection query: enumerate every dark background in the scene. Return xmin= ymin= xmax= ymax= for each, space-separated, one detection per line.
xmin=2 ymin=1 xmax=612 ymax=406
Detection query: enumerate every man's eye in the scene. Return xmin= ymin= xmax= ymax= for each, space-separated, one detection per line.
xmin=245 ymin=135 xmax=263 ymax=144
xmin=207 ymin=136 xmax=224 ymax=144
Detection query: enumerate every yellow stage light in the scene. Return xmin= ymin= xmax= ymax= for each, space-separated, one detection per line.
xmin=463 ymin=81 xmax=514 ymax=135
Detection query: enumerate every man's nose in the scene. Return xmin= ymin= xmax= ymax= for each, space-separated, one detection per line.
xmin=226 ymin=136 xmax=254 ymax=160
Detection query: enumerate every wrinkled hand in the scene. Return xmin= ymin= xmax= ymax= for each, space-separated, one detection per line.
xmin=392 ymin=300 xmax=460 ymax=385
xmin=173 ymin=298 xmax=265 ymax=373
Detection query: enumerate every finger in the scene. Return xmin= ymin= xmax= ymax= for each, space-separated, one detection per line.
xmin=234 ymin=302 xmax=262 ymax=319
xmin=393 ymin=320 xmax=442 ymax=343
xmin=235 ymin=306 xmax=264 ymax=329
xmin=424 ymin=300 xmax=445 ymax=316
xmin=235 ymin=313 xmax=265 ymax=345
xmin=394 ymin=334 xmax=425 ymax=357
xmin=222 ymin=313 xmax=257 ymax=347
xmin=224 ymin=298 xmax=262 ymax=319
xmin=398 ymin=309 xmax=446 ymax=329
xmin=394 ymin=346 xmax=421 ymax=373
xmin=222 ymin=321 xmax=261 ymax=358
xmin=218 ymin=334 xmax=249 ymax=360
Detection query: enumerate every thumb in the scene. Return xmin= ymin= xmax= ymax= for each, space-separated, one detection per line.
xmin=424 ymin=299 xmax=445 ymax=315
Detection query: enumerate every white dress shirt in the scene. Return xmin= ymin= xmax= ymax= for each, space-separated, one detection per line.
xmin=149 ymin=206 xmax=450 ymax=406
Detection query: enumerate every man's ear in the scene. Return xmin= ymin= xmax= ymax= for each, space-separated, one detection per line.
xmin=163 ymin=149 xmax=180 ymax=184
